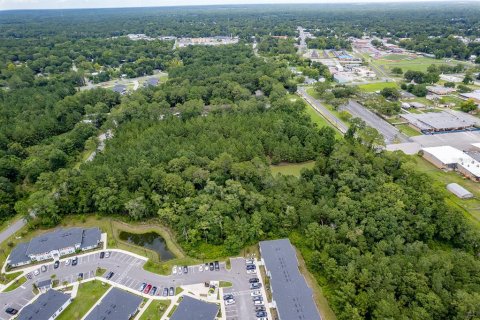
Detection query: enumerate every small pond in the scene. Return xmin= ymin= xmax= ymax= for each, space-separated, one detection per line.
xmin=119 ymin=231 xmax=175 ymax=261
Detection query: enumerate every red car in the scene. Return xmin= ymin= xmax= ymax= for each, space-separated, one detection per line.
xmin=143 ymin=284 xmax=152 ymax=294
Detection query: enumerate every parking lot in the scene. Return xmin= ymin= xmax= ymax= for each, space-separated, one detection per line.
xmin=0 ymin=251 xmax=270 ymax=320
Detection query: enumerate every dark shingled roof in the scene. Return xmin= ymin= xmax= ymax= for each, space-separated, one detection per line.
xmin=260 ymin=239 xmax=321 ymax=320
xmin=170 ymin=296 xmax=219 ymax=320
xmin=8 ymin=242 xmax=30 ymax=265
xmin=85 ymin=287 xmax=142 ymax=320
xmin=18 ymin=290 xmax=70 ymax=320
xmin=36 ymin=279 xmax=52 ymax=289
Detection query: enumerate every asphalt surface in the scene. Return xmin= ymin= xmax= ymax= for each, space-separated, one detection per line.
xmin=342 ymin=100 xmax=410 ymax=144
xmin=0 ymin=219 xmax=26 ymax=246
xmin=297 ymin=87 xmax=348 ymax=134
xmin=0 ymin=252 xmax=262 ymax=320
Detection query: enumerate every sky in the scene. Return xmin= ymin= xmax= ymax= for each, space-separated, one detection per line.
xmin=0 ymin=0 xmax=466 ymax=11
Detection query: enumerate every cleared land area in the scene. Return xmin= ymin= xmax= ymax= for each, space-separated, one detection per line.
xmin=270 ymin=161 xmax=315 ymax=177
xmin=358 ymin=82 xmax=398 ymax=92
xmin=56 ymin=281 xmax=110 ymax=320
xmin=375 ymin=56 xmax=456 ymax=73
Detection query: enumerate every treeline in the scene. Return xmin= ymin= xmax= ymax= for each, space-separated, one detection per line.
xmin=257 ymin=37 xmax=297 ymax=55
xmin=399 ymin=36 xmax=480 ymax=60
xmin=306 ymin=37 xmax=352 ymax=51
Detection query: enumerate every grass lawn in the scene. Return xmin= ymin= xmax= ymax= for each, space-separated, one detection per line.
xmin=411 ymin=156 xmax=480 ymax=226
xmin=0 ymin=271 xmax=22 ymax=286
xmin=270 ymin=161 xmax=315 ymax=177
xmin=358 ymin=82 xmax=398 ymax=92
xmin=56 ymin=280 xmax=110 ymax=320
xmin=3 ymin=276 xmax=26 ymax=292
xmin=375 ymin=56 xmax=455 ymax=73
xmin=396 ymin=124 xmax=422 ymax=137
xmin=139 ymin=300 xmax=171 ymax=320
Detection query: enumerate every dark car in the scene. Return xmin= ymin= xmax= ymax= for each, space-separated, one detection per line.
xmin=256 ymin=311 xmax=268 ymax=318
xmin=54 ymin=261 xmax=60 ymax=269
xmin=106 ymin=271 xmax=114 ymax=280
xmin=223 ymin=294 xmax=234 ymax=300
xmin=246 ymin=264 xmax=256 ymax=270
xmin=255 ymin=306 xmax=266 ymax=312
xmin=183 ymin=266 xmax=188 ymax=274
xmin=249 ymin=277 xmax=260 ymax=283
xmin=250 ymin=282 xmax=262 ymax=289
xmin=100 ymin=252 xmax=105 ymax=259
xmin=253 ymin=296 xmax=263 ymax=302
xmin=151 ymin=286 xmax=157 ymax=295
xmin=5 ymin=308 xmax=18 ymax=315
xmin=169 ymin=287 xmax=175 ymax=296
xmin=214 ymin=261 xmax=220 ymax=271
xmin=209 ymin=262 xmax=214 ymax=271
xmin=78 ymin=273 xmax=84 ymax=280
xmin=72 ymin=257 xmax=78 ymax=266
xmin=163 ymin=288 xmax=169 ymax=297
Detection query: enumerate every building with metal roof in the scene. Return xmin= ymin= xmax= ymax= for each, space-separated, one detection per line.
xmin=7 ymin=228 xmax=102 ymax=268
xmin=170 ymin=296 xmax=219 ymax=320
xmin=422 ymin=146 xmax=480 ymax=182
xmin=259 ymin=239 xmax=321 ymax=320
xmin=447 ymin=183 xmax=474 ymax=199
xmin=401 ymin=111 xmax=477 ymax=133
xmin=112 ymin=84 xmax=127 ymax=95
xmin=17 ymin=290 xmax=71 ymax=320
xmin=84 ymin=287 xmax=142 ymax=320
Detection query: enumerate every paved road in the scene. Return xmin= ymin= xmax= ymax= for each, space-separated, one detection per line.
xmin=0 ymin=251 xmax=261 ymax=320
xmin=0 ymin=219 xmax=26 ymax=245
xmin=297 ymin=87 xmax=348 ymax=134
xmin=341 ymin=100 xmax=410 ymax=144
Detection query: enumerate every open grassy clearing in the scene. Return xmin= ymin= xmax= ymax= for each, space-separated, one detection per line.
xmin=56 ymin=280 xmax=110 ymax=320
xmin=139 ymin=300 xmax=171 ymax=320
xmin=375 ymin=56 xmax=456 ymax=73
xmin=3 ymin=276 xmax=26 ymax=292
xmin=270 ymin=161 xmax=315 ymax=177
xmin=357 ymin=82 xmax=398 ymax=92
xmin=411 ymin=156 xmax=480 ymax=226
xmin=396 ymin=124 xmax=422 ymax=137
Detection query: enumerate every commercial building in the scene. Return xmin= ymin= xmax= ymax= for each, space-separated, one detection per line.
xmin=401 ymin=111 xmax=477 ymax=133
xmin=447 ymin=183 xmax=473 ymax=199
xmin=426 ymin=85 xmax=456 ymax=95
xmin=17 ymin=290 xmax=71 ymax=320
xmin=459 ymin=90 xmax=480 ymax=104
xmin=170 ymin=295 xmax=219 ymax=320
xmin=7 ymin=227 xmax=102 ymax=268
xmin=85 ymin=288 xmax=142 ymax=320
xmin=422 ymin=146 xmax=480 ymax=181
xmin=259 ymin=239 xmax=321 ymax=320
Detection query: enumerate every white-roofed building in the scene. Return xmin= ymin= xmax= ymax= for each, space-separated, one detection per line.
xmin=447 ymin=183 xmax=473 ymax=199
xmin=422 ymin=146 xmax=480 ymax=181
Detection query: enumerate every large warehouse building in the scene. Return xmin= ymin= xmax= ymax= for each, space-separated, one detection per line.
xmin=401 ymin=111 xmax=478 ymax=134
xmin=422 ymin=146 xmax=480 ymax=181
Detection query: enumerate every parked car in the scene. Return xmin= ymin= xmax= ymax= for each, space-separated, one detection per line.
xmin=33 ymin=269 xmax=40 ymax=276
xmin=209 ymin=262 xmax=214 ymax=271
xmin=183 ymin=266 xmax=188 ymax=274
xmin=246 ymin=259 xmax=255 ymax=265
xmin=199 ymin=265 xmax=203 ymax=272
xmin=41 ymin=265 xmax=47 ymax=272
xmin=246 ymin=264 xmax=256 ymax=270
xmin=139 ymin=283 xmax=147 ymax=292
xmin=205 ymin=262 xmax=209 ymax=271
xmin=254 ymin=300 xmax=264 ymax=306
xmin=172 ymin=266 xmax=177 ymax=275
xmin=162 ymin=288 xmax=169 ymax=297
xmin=105 ymin=252 xmax=111 ymax=258
xmin=255 ymin=306 xmax=266 ymax=312
xmin=250 ymin=283 xmax=262 ymax=289
xmin=178 ymin=267 xmax=183 ymax=275
xmin=253 ymin=296 xmax=263 ymax=302
xmin=214 ymin=261 xmax=220 ymax=271
xmin=78 ymin=273 xmax=84 ymax=280
xmin=257 ymin=317 xmax=268 ymax=320
xmin=26 ymin=273 xmax=32 ymax=279
xmin=72 ymin=257 xmax=78 ymax=266
xmin=256 ymin=311 xmax=268 ymax=318
xmin=144 ymin=284 xmax=152 ymax=294
xmin=225 ymin=299 xmax=235 ymax=305
xmin=53 ymin=261 xmax=60 ymax=269
xmin=249 ymin=277 xmax=260 ymax=283
xmin=223 ymin=294 xmax=234 ymax=300
xmin=247 ymin=269 xmax=257 ymax=275
xmin=169 ymin=287 xmax=174 ymax=296
xmin=251 ymin=290 xmax=261 ymax=297
xmin=65 ymin=259 xmax=71 ymax=266
xmin=100 ymin=252 xmax=105 ymax=259
xmin=5 ymin=308 xmax=18 ymax=315
xmin=106 ymin=271 xmax=114 ymax=280
xmin=151 ymin=286 xmax=157 ymax=295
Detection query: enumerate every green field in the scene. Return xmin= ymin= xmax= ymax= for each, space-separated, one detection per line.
xmin=56 ymin=281 xmax=110 ymax=320
xmin=270 ymin=161 xmax=315 ymax=177
xmin=3 ymin=276 xmax=26 ymax=292
xmin=358 ymin=82 xmax=398 ymax=92
xmin=375 ymin=56 xmax=462 ymax=73
xmin=396 ymin=124 xmax=422 ymax=137
xmin=140 ymin=300 xmax=171 ymax=320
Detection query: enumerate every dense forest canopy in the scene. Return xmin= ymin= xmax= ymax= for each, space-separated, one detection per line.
xmin=1 ymin=4 xmax=480 ymax=320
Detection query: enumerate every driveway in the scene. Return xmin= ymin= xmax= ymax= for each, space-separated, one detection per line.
xmin=0 ymin=219 xmax=26 ymax=245
xmin=0 ymin=252 xmax=265 ymax=320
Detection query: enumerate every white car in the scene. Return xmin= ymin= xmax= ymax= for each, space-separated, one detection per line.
xmin=254 ymin=300 xmax=264 ymax=306
xmin=246 ymin=259 xmax=255 ymax=265
xmin=178 ymin=267 xmax=182 ymax=275
xmin=199 ymin=265 xmax=203 ymax=272
xmin=65 ymin=259 xmax=71 ymax=266
xmin=105 ymin=252 xmax=111 ymax=258
xmin=251 ymin=290 xmax=262 ymax=297
xmin=225 ymin=299 xmax=235 ymax=305
xmin=172 ymin=266 xmax=177 ymax=275
xmin=247 ymin=269 xmax=257 ymax=274
xmin=33 ymin=269 xmax=40 ymax=276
